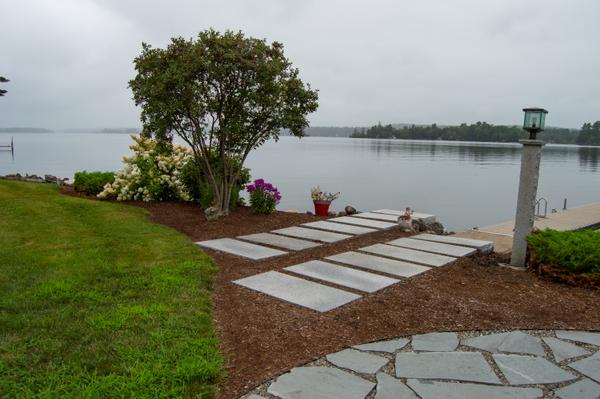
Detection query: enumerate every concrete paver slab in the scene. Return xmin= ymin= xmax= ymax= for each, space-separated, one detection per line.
xmin=302 ymin=220 xmax=377 ymax=235
xmin=267 ymin=366 xmax=375 ymax=399
xmin=233 ymin=271 xmax=360 ymax=312
xmin=555 ymin=378 xmax=600 ymax=399
xmin=395 ymin=351 xmax=501 ymax=384
xmin=360 ymin=244 xmax=456 ymax=267
xmin=195 ymin=238 xmax=286 ymax=260
xmin=272 ymin=226 xmax=351 ymax=243
xmin=493 ymin=354 xmax=577 ymax=385
xmin=285 ymin=260 xmax=399 ymax=293
xmin=387 ymin=237 xmax=475 ymax=257
xmin=407 ymin=379 xmax=543 ymax=399
xmin=543 ymin=337 xmax=590 ymax=363
xmin=569 ymin=352 xmax=600 ymax=383
xmin=329 ymin=216 xmax=398 ymax=229
xmin=375 ymin=373 xmax=419 ymax=399
xmin=412 ymin=233 xmax=494 ymax=253
xmin=353 ymin=338 xmax=409 ymax=353
xmin=326 ymin=251 xmax=430 ymax=278
xmin=353 ymin=212 xmax=401 ymax=222
xmin=372 ymin=209 xmax=436 ymax=223
xmin=326 ymin=348 xmax=389 ymax=374
xmin=556 ymin=330 xmax=600 ymax=346
xmin=412 ymin=332 xmax=459 ymax=352
xmin=237 ymin=232 xmax=321 ymax=251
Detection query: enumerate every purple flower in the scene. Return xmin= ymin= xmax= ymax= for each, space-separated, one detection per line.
xmin=265 ymin=183 xmax=273 ymax=191
xmin=246 ymin=184 xmax=255 ymax=193
xmin=254 ymin=178 xmax=265 ymax=187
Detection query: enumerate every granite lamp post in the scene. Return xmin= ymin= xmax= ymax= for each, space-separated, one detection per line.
xmin=510 ymin=107 xmax=548 ymax=268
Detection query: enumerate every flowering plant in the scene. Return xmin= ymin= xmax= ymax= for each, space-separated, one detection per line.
xmin=310 ymin=186 xmax=340 ymax=202
xmin=98 ymin=134 xmax=192 ymax=201
xmin=247 ymin=178 xmax=281 ymax=214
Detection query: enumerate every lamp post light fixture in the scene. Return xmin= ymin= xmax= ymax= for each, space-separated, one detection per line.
xmin=510 ymin=107 xmax=548 ymax=268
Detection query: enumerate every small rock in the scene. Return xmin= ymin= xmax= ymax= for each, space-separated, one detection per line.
xmin=429 ymin=222 xmax=445 ymax=235
xmin=337 ymin=211 xmax=347 ymax=216
xmin=344 ymin=205 xmax=357 ymax=215
xmin=306 ymin=211 xmax=314 ymax=215
xmin=328 ymin=211 xmax=336 ymax=217
xmin=204 ymin=206 xmax=220 ymax=221
xmin=44 ymin=174 xmax=58 ymax=183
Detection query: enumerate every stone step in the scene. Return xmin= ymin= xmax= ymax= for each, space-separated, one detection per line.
xmin=302 ymin=220 xmax=377 ymax=235
xmin=412 ymin=233 xmax=494 ymax=253
xmin=359 ymin=243 xmax=456 ymax=267
xmin=372 ymin=209 xmax=436 ymax=224
xmin=196 ymin=238 xmax=287 ymax=260
xmin=387 ymin=237 xmax=476 ymax=257
xmin=237 ymin=232 xmax=321 ymax=251
xmin=329 ymin=216 xmax=397 ymax=230
xmin=271 ymin=226 xmax=351 ymax=243
xmin=233 ymin=271 xmax=361 ymax=312
xmin=285 ymin=260 xmax=399 ymax=293
xmin=326 ymin=251 xmax=430 ymax=278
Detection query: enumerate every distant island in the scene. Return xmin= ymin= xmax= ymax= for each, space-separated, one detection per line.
xmin=350 ymin=121 xmax=600 ymax=146
xmin=0 ymin=127 xmax=53 ymax=133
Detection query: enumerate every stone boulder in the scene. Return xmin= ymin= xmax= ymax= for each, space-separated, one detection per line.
xmin=344 ymin=205 xmax=357 ymax=215
xmin=204 ymin=206 xmax=221 ymax=221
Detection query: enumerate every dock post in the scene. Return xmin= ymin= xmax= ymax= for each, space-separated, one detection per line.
xmin=510 ymin=139 xmax=545 ymax=268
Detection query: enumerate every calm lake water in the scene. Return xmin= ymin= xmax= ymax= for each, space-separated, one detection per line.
xmin=1 ymin=132 xmax=599 ymax=231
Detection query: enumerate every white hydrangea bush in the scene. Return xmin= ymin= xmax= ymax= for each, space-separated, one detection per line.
xmin=98 ymin=134 xmax=192 ymax=202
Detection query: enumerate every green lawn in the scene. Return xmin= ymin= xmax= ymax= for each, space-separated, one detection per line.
xmin=0 ymin=180 xmax=222 ymax=398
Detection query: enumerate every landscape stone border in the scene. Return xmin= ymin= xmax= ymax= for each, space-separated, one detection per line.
xmin=241 ymin=329 xmax=600 ymax=399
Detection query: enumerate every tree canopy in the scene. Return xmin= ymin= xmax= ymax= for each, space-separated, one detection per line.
xmin=577 ymin=122 xmax=600 ymax=146
xmin=129 ymin=30 xmax=318 ymax=216
xmin=0 ymin=76 xmax=9 ymax=97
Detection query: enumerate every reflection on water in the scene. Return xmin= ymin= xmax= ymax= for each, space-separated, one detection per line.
xmin=1 ymin=133 xmax=599 ymax=231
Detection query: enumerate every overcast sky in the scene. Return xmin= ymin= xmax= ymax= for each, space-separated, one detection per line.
xmin=1 ymin=0 xmax=599 ymax=129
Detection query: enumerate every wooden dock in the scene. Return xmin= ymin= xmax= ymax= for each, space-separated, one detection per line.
xmin=453 ymin=202 xmax=600 ymax=253
xmin=0 ymin=136 xmax=14 ymax=155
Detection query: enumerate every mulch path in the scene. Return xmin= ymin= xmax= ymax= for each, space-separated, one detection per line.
xmin=58 ymin=191 xmax=600 ymax=398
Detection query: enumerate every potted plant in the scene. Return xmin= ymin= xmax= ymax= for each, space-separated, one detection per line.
xmin=311 ymin=186 xmax=340 ymax=216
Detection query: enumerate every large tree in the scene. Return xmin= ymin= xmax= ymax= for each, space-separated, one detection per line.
xmin=129 ymin=30 xmax=318 ymax=216
xmin=0 ymin=76 xmax=8 ymax=97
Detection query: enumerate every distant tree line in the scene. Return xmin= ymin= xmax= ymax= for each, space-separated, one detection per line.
xmin=350 ymin=121 xmax=600 ymax=146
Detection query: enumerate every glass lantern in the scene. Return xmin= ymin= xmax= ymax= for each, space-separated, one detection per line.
xmin=522 ymin=107 xmax=548 ymax=137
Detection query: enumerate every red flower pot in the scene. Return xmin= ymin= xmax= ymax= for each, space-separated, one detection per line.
xmin=313 ymin=200 xmax=331 ymax=216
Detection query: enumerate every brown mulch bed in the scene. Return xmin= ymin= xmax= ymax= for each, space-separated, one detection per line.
xmin=57 ymin=191 xmax=600 ymax=398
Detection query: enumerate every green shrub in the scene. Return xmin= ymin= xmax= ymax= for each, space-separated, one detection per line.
xmin=527 ymin=229 xmax=600 ymax=274
xmin=180 ymin=156 xmax=250 ymax=209
xmin=73 ymin=171 xmax=115 ymax=195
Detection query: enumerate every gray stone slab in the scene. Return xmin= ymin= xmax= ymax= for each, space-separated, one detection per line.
xmin=395 ymin=351 xmax=501 ymax=384
xmin=412 ymin=332 xmax=459 ymax=352
xmin=557 ymin=330 xmax=600 ymax=346
xmin=497 ymin=331 xmax=545 ymax=357
xmin=267 ymin=366 xmax=375 ymax=399
xmin=326 ymin=348 xmax=389 ymax=374
xmin=372 ymin=209 xmax=437 ymax=223
xmin=330 ymin=216 xmax=398 ymax=229
xmin=272 ymin=226 xmax=351 ymax=243
xmin=387 ymin=237 xmax=475 ymax=257
xmin=353 ymin=338 xmax=409 ymax=353
xmin=375 ymin=373 xmax=419 ymax=399
xmin=244 ymin=395 xmax=267 ymax=399
xmin=569 ymin=351 xmax=600 ymax=382
xmin=555 ymin=378 xmax=600 ymax=399
xmin=493 ymin=354 xmax=577 ymax=385
xmin=412 ymin=233 xmax=494 ymax=252
xmin=407 ymin=379 xmax=543 ymax=399
xmin=464 ymin=331 xmax=544 ymax=356
xmin=543 ymin=337 xmax=591 ymax=362
xmin=353 ymin=212 xmax=401 ymax=222
xmin=285 ymin=260 xmax=399 ymax=293
xmin=302 ymin=220 xmax=377 ymax=235
xmin=195 ymin=238 xmax=286 ymax=260
xmin=326 ymin=251 xmax=430 ymax=278
xmin=233 ymin=271 xmax=360 ymax=312
xmin=237 ymin=232 xmax=321 ymax=251
xmin=360 ymin=244 xmax=456 ymax=267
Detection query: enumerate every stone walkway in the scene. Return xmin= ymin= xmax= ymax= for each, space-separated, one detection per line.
xmin=242 ymin=330 xmax=600 ymax=399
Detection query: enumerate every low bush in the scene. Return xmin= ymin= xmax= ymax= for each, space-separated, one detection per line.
xmin=527 ymin=228 xmax=600 ymax=275
xmin=180 ymin=156 xmax=250 ymax=209
xmin=247 ymin=179 xmax=281 ymax=214
xmin=73 ymin=171 xmax=115 ymax=195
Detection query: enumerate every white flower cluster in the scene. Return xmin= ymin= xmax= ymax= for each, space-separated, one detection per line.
xmin=98 ymin=134 xmax=192 ymax=202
